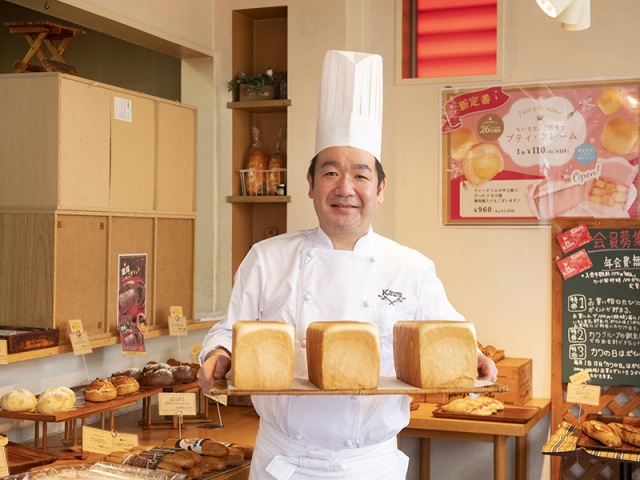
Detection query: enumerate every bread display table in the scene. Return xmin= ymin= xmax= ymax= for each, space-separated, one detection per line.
xmin=0 ymin=387 xmax=162 ymax=451
xmin=399 ymin=398 xmax=551 ymax=480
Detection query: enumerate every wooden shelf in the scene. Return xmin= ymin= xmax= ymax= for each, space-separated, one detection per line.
xmin=227 ymin=98 xmax=291 ymax=112
xmin=227 ymin=195 xmax=291 ymax=204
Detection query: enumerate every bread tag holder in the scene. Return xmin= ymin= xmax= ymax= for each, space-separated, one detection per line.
xmin=158 ymin=392 xmax=197 ymax=437
xmin=82 ymin=425 xmax=138 ymax=455
xmin=168 ymin=306 xmax=188 ymax=337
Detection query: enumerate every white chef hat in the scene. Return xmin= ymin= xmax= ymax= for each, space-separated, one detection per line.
xmin=314 ymin=50 xmax=383 ymax=161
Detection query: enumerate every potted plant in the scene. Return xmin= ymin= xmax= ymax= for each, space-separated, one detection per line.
xmin=228 ymin=69 xmax=276 ymax=101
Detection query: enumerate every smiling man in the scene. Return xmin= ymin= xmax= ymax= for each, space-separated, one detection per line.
xmin=198 ymin=50 xmax=497 ymax=480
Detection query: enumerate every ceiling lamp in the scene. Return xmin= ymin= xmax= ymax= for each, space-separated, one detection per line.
xmin=536 ymin=0 xmax=591 ymax=31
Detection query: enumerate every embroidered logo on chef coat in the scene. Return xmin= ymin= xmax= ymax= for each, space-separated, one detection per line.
xmin=378 ymin=289 xmax=406 ymax=305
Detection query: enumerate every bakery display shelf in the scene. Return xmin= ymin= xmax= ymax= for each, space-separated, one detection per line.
xmin=211 ymin=377 xmax=507 ymax=396
xmin=226 ymin=195 xmax=291 ymax=204
xmin=576 ymin=414 xmax=640 ymax=454
xmin=431 ymin=405 xmax=541 ymax=424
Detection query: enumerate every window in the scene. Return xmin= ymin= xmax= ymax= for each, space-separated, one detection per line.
xmin=402 ymin=0 xmax=499 ymax=80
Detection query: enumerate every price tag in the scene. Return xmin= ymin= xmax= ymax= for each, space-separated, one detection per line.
xmin=566 ymin=382 xmax=601 ymax=406
xmin=170 ymin=306 xmax=183 ymax=317
xmin=0 ymin=447 xmax=9 ymax=477
xmin=0 ymin=340 xmax=8 ymax=364
xmin=70 ymin=330 xmax=93 ymax=355
xmin=168 ymin=315 xmax=188 ymax=336
xmin=68 ymin=319 xmax=84 ymax=332
xmin=569 ymin=370 xmax=591 ymax=384
xmin=158 ymin=392 xmax=197 ymax=416
xmin=82 ymin=426 xmax=138 ymax=454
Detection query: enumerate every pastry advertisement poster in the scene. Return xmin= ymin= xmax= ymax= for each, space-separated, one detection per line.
xmin=441 ymin=78 xmax=639 ymax=226
xmin=117 ymin=254 xmax=147 ymax=355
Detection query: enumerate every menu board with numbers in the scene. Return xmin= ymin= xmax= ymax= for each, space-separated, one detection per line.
xmin=552 ymin=218 xmax=640 ymax=387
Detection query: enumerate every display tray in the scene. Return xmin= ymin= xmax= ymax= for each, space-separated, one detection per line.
xmin=210 ymin=377 xmax=507 ymax=396
xmin=6 ymin=441 xmax=57 ymax=474
xmin=431 ymin=405 xmax=541 ymax=423
xmin=576 ymin=414 xmax=640 ymax=454
xmin=0 ymin=326 xmax=59 ymax=354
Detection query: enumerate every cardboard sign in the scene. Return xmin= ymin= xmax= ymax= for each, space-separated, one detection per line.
xmin=82 ymin=426 xmax=138 ymax=454
xmin=566 ymin=383 xmax=601 ymax=406
xmin=169 ymin=315 xmax=188 ymax=336
xmin=158 ymin=392 xmax=197 ymax=416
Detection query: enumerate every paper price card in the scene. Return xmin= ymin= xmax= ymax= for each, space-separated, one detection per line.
xmin=158 ymin=392 xmax=197 ymax=416
xmin=0 ymin=340 xmax=7 ymax=364
xmin=569 ymin=370 xmax=591 ymax=384
xmin=0 ymin=447 xmax=9 ymax=477
xmin=168 ymin=315 xmax=188 ymax=336
xmin=70 ymin=330 xmax=93 ymax=355
xmin=170 ymin=306 xmax=183 ymax=317
xmin=566 ymin=382 xmax=601 ymax=406
xmin=82 ymin=426 xmax=138 ymax=454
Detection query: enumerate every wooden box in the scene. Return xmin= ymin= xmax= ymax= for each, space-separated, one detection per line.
xmin=0 ymin=327 xmax=60 ymax=354
xmin=421 ymin=357 xmax=533 ymax=406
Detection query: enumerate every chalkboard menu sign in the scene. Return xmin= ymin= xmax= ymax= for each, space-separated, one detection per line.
xmin=552 ymin=218 xmax=640 ymax=387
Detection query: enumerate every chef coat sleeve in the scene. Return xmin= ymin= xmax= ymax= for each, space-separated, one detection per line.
xmin=199 ymin=244 xmax=267 ymax=364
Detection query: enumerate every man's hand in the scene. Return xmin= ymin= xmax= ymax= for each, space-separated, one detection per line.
xmin=197 ymin=348 xmax=232 ymax=394
xmin=477 ymin=352 xmax=498 ymax=383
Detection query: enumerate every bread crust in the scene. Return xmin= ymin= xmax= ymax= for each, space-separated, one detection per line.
xmin=582 ymin=420 xmax=622 ymax=447
xmin=111 ymin=375 xmax=140 ymax=396
xmin=608 ymin=422 xmax=640 ymax=447
xmin=84 ymin=378 xmax=118 ymax=402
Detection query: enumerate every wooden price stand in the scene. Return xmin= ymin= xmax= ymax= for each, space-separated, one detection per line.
xmin=550 ymin=218 xmax=640 ymax=480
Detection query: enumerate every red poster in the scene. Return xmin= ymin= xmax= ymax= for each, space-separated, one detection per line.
xmin=441 ymin=79 xmax=639 ymax=225
xmin=117 ymin=254 xmax=147 ymax=355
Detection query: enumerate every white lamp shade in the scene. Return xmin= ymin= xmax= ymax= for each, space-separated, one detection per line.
xmin=562 ymin=0 xmax=590 ymax=30
xmin=535 ymin=0 xmax=574 ymax=18
xmin=556 ymin=0 xmax=586 ymax=24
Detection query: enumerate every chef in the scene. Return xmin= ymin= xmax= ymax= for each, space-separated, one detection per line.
xmin=198 ymin=50 xmax=498 ymax=480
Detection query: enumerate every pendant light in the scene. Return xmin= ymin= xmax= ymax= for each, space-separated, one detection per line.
xmin=536 ymin=0 xmax=591 ymax=31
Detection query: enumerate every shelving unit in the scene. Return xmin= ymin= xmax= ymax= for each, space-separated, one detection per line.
xmin=226 ymin=6 xmax=289 ymax=278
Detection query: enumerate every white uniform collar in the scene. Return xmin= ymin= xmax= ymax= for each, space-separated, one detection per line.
xmin=313 ymin=227 xmax=375 ymax=252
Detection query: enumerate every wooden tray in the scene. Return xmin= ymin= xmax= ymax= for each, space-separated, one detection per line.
xmin=211 ymin=377 xmax=508 ymax=396
xmin=6 ymin=441 xmax=57 ymax=474
xmin=431 ymin=406 xmax=541 ymax=423
xmin=577 ymin=414 xmax=640 ymax=454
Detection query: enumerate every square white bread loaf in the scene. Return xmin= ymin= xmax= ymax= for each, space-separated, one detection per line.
xmin=394 ymin=321 xmax=477 ymax=389
xmin=232 ymin=321 xmax=295 ymax=390
xmin=306 ymin=321 xmax=380 ymax=389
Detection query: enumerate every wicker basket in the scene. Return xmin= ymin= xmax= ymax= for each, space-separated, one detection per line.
xmin=240 ymin=168 xmax=287 ymax=196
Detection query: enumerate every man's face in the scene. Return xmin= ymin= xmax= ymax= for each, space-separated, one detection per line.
xmin=307 ymin=146 xmax=386 ymax=246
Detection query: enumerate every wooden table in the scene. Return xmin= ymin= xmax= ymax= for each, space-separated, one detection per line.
xmin=399 ymin=398 xmax=551 ymax=480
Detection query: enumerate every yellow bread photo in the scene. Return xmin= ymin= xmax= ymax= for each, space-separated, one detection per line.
xmin=462 ymin=143 xmax=504 ymax=186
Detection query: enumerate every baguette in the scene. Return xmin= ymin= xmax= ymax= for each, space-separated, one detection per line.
xmin=609 ymin=422 xmax=640 ymax=447
xmin=582 ymin=420 xmax=622 ymax=447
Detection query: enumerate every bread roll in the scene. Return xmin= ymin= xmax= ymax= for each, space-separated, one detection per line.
xmin=0 ymin=388 xmax=37 ymax=412
xmin=582 ymin=420 xmax=622 ymax=447
xmin=84 ymin=378 xmax=118 ymax=402
xmin=171 ymin=365 xmax=196 ymax=383
xmin=394 ymin=321 xmax=477 ymax=389
xmin=141 ymin=367 xmax=174 ymax=387
xmin=597 ymin=89 xmax=624 ymax=115
xmin=111 ymin=367 xmax=143 ymax=382
xmin=306 ymin=321 xmax=380 ymax=389
xmin=111 ymin=375 xmax=140 ymax=396
xmin=232 ymin=321 xmax=294 ymax=390
xmin=36 ymin=386 xmax=76 ymax=414
xmin=600 ymin=117 xmax=638 ymax=155
xmin=462 ymin=143 xmax=504 ymax=186
xmin=450 ymin=127 xmax=478 ymax=160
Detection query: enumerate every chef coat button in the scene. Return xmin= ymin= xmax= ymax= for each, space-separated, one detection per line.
xmin=308 ymin=249 xmax=317 ymax=258
xmin=345 ymin=440 xmax=354 ymax=447
xmin=304 ymin=292 xmax=313 ymax=301
xmin=364 ymin=300 xmax=370 ymax=308
xmin=294 ymin=434 xmax=303 ymax=441
xmin=301 ymin=339 xmax=307 ymax=348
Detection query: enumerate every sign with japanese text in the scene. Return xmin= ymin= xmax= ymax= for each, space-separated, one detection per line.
xmin=553 ymin=219 xmax=640 ymax=387
xmin=442 ymin=79 xmax=639 ymax=225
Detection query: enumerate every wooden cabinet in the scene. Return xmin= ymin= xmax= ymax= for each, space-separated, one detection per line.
xmin=226 ymin=6 xmax=291 ymax=277
xmin=0 ymin=73 xmax=197 ymax=339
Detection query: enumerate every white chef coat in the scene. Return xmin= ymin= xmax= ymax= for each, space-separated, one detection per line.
xmin=200 ymin=227 xmax=463 ymax=477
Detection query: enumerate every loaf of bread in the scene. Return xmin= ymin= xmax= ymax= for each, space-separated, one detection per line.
xmin=608 ymin=422 xmax=640 ymax=447
xmin=84 ymin=378 xmax=118 ymax=402
xmin=462 ymin=143 xmax=504 ymax=186
xmin=111 ymin=375 xmax=140 ymax=396
xmin=306 ymin=321 xmax=380 ymax=389
xmin=141 ymin=367 xmax=175 ymax=387
xmin=111 ymin=367 xmax=143 ymax=382
xmin=171 ymin=365 xmax=196 ymax=383
xmin=231 ymin=321 xmax=295 ymax=390
xmin=582 ymin=420 xmax=622 ymax=447
xmin=36 ymin=386 xmax=76 ymax=414
xmin=0 ymin=388 xmax=37 ymax=412
xmin=600 ymin=117 xmax=638 ymax=155
xmin=394 ymin=321 xmax=477 ymax=389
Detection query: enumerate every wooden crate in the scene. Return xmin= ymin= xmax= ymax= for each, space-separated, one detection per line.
xmin=422 ymin=357 xmax=533 ymax=406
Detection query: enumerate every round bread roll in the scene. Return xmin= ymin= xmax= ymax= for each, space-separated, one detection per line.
xmin=597 ymin=89 xmax=624 ymax=116
xmin=0 ymin=388 xmax=37 ymax=412
xmin=463 ymin=143 xmax=505 ymax=186
xmin=170 ymin=365 xmax=196 ymax=383
xmin=111 ymin=375 xmax=140 ymax=396
xmin=141 ymin=368 xmax=174 ymax=387
xmin=142 ymin=362 xmax=171 ymax=374
xmin=111 ymin=367 xmax=142 ymax=382
xmin=601 ymin=117 xmax=638 ymax=155
xmin=36 ymin=387 xmax=76 ymax=414
xmin=83 ymin=378 xmax=117 ymax=403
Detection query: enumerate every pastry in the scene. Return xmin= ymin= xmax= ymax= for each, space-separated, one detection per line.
xmin=582 ymin=420 xmax=622 ymax=447
xmin=36 ymin=386 xmax=76 ymax=414
xmin=306 ymin=321 xmax=380 ymax=389
xmin=84 ymin=378 xmax=118 ymax=402
xmin=111 ymin=375 xmax=140 ymax=396
xmin=441 ymin=396 xmax=504 ymax=416
xmin=462 ymin=143 xmax=504 ymax=186
xmin=0 ymin=388 xmax=37 ymax=412
xmin=600 ymin=117 xmax=638 ymax=155
xmin=450 ymin=127 xmax=478 ymax=161
xmin=597 ymin=89 xmax=624 ymax=115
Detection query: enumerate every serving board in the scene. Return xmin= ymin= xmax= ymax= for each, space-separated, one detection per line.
xmin=431 ymin=405 xmax=541 ymax=423
xmin=210 ymin=377 xmax=508 ymax=396
xmin=6 ymin=441 xmax=57 ymax=474
xmin=576 ymin=414 xmax=640 ymax=454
